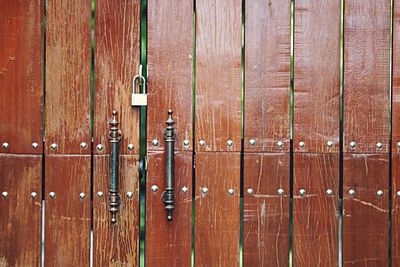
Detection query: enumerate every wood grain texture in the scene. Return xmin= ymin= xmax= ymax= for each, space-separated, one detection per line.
xmin=45 ymin=0 xmax=91 ymax=154
xmin=244 ymin=0 xmax=290 ymax=153
xmin=393 ymin=0 xmax=400 ymax=151
xmin=45 ymin=156 xmax=91 ymax=266
xmin=147 ymin=0 xmax=193 ymax=152
xmin=0 ymin=0 xmax=43 ymax=154
xmin=0 ymin=155 xmax=41 ymax=266
xmin=195 ymin=152 xmax=240 ymax=267
xmin=294 ymin=0 xmax=341 ymax=153
xmin=243 ymin=153 xmax=290 ymax=267
xmin=392 ymin=153 xmax=400 ymax=265
xmin=293 ymin=153 xmax=339 ymax=266
xmin=146 ymin=151 xmax=192 ymax=267
xmin=195 ymin=0 xmax=242 ymax=152
xmin=93 ymin=155 xmax=139 ymax=266
xmin=343 ymin=154 xmax=389 ymax=266
xmin=94 ymin=0 xmax=140 ymax=155
xmin=343 ymin=0 xmax=391 ymax=153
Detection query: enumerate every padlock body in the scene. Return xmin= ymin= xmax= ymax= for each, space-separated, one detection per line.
xmin=131 ymin=94 xmax=147 ymax=106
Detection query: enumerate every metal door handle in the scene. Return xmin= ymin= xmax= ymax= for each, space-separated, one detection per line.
xmin=109 ymin=110 xmax=121 ymax=224
xmin=163 ymin=110 xmax=176 ymax=221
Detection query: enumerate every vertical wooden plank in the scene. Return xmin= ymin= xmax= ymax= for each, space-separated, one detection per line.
xmin=93 ymin=155 xmax=139 ymax=266
xmin=343 ymin=1 xmax=390 ymax=266
xmin=243 ymin=153 xmax=290 ymax=266
xmin=0 ymin=0 xmax=43 ymax=154
xmin=45 ymin=156 xmax=91 ymax=266
xmin=196 ymin=0 xmax=242 ymax=152
xmin=392 ymin=154 xmax=400 ymax=265
xmin=146 ymin=1 xmax=193 ymax=266
xmin=195 ymin=152 xmax=240 ymax=266
xmin=0 ymin=155 xmax=41 ymax=266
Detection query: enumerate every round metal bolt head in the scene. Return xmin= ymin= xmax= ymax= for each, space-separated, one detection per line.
xmin=326 ymin=189 xmax=334 ymax=196
xmin=79 ymin=192 xmax=86 ymax=199
xmin=327 ymin=141 xmax=334 ymax=148
xmin=126 ymin=191 xmax=134 ymax=198
xmin=376 ymin=142 xmax=383 ymax=149
xmin=348 ymin=189 xmax=356 ymax=197
xmin=97 ymin=191 xmax=104 ymax=198
xmin=299 ymin=188 xmax=306 ymax=196
xmin=397 ymin=142 xmax=400 ymax=149
xmin=397 ymin=191 xmax=400 ymax=197
xmin=50 ymin=143 xmax=58 ymax=150
xmin=181 ymin=186 xmax=189 ymax=193
xmin=31 ymin=192 xmax=38 ymax=199
xmin=249 ymin=139 xmax=256 ymax=146
xmin=127 ymin=144 xmax=134 ymax=151
xmin=49 ymin=192 xmax=56 ymax=199
xmin=227 ymin=140 xmax=234 ymax=147
xmin=349 ymin=141 xmax=356 ymax=149
xmin=2 ymin=142 xmax=9 ymax=149
xmin=183 ymin=140 xmax=190 ymax=147
xmin=199 ymin=139 xmax=206 ymax=146
xmin=32 ymin=143 xmax=39 ymax=149
xmin=152 ymin=139 xmax=159 ymax=146
xmin=227 ymin=188 xmax=235 ymax=195
xmin=80 ymin=142 xmax=87 ymax=149
xmin=201 ymin=187 xmax=209 ymax=195
xmin=277 ymin=188 xmax=285 ymax=196
xmin=247 ymin=188 xmax=254 ymax=195
xmin=96 ymin=144 xmax=104 ymax=151
xmin=277 ymin=141 xmax=284 ymax=149
xmin=2 ymin=191 xmax=8 ymax=198
xmin=151 ymin=185 xmax=158 ymax=192
xmin=298 ymin=141 xmax=305 ymax=149
xmin=376 ymin=190 xmax=384 ymax=197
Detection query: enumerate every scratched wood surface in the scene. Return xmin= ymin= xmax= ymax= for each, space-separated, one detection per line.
xmin=343 ymin=154 xmax=389 ymax=266
xmin=195 ymin=152 xmax=240 ymax=267
xmin=195 ymin=0 xmax=242 ymax=152
xmin=0 ymin=155 xmax=41 ymax=266
xmin=146 ymin=151 xmax=192 ymax=267
xmin=94 ymin=0 xmax=140 ymax=155
xmin=393 ymin=154 xmax=400 ymax=265
xmin=293 ymin=154 xmax=338 ymax=266
xmin=93 ymin=155 xmax=139 ymax=266
xmin=45 ymin=156 xmax=91 ymax=266
xmin=244 ymin=0 xmax=290 ymax=153
xmin=45 ymin=0 xmax=91 ymax=154
xmin=0 ymin=0 xmax=43 ymax=154
xmin=243 ymin=153 xmax=290 ymax=266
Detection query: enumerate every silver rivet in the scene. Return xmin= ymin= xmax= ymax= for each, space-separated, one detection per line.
xmin=327 ymin=141 xmax=334 ymax=148
xmin=181 ymin=186 xmax=189 ymax=193
xmin=2 ymin=142 xmax=9 ymax=149
xmin=227 ymin=188 xmax=235 ymax=195
xmin=79 ymin=192 xmax=85 ymax=199
xmin=277 ymin=141 xmax=284 ymax=149
xmin=31 ymin=192 xmax=37 ymax=199
xmin=188 ymin=54 xmax=192 ymax=60
xmin=376 ymin=190 xmax=384 ymax=197
xmin=326 ymin=189 xmax=334 ymax=196
xmin=199 ymin=139 xmax=206 ymax=146
xmin=32 ymin=143 xmax=39 ymax=149
xmin=50 ymin=143 xmax=58 ymax=150
xmin=97 ymin=191 xmax=104 ymax=198
xmin=201 ymin=187 xmax=209 ymax=195
xmin=127 ymin=191 xmax=134 ymax=198
xmin=298 ymin=141 xmax=305 ymax=149
xmin=348 ymin=189 xmax=355 ymax=197
xmin=247 ymin=188 xmax=254 ymax=195
xmin=349 ymin=141 xmax=356 ymax=149
xmin=96 ymin=144 xmax=104 ymax=151
xmin=277 ymin=188 xmax=285 ymax=196
xmin=397 ymin=142 xmax=400 ymax=149
xmin=128 ymin=144 xmax=134 ymax=151
xmin=397 ymin=191 xmax=400 ymax=197
xmin=227 ymin=140 xmax=234 ymax=147
xmin=2 ymin=191 xmax=8 ymax=198
xmin=376 ymin=142 xmax=383 ymax=149
xmin=249 ymin=139 xmax=256 ymax=145
xmin=152 ymin=139 xmax=159 ymax=146
xmin=299 ymin=188 xmax=306 ymax=197
xmin=151 ymin=185 xmax=158 ymax=192
xmin=49 ymin=192 xmax=56 ymax=199
xmin=183 ymin=140 xmax=190 ymax=147
xmin=80 ymin=142 xmax=87 ymax=149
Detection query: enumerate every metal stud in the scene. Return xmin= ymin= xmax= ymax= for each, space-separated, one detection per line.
xmin=199 ymin=139 xmax=206 ymax=146
xmin=2 ymin=142 xmax=9 ymax=149
xmin=326 ymin=189 xmax=334 ymax=196
xmin=227 ymin=140 xmax=234 ymax=147
xmin=97 ymin=191 xmax=104 ymax=198
xmin=96 ymin=144 xmax=104 ymax=151
xmin=299 ymin=188 xmax=306 ymax=197
xmin=183 ymin=139 xmax=190 ymax=147
xmin=151 ymin=185 xmax=158 ymax=192
xmin=31 ymin=192 xmax=38 ymax=199
xmin=348 ymin=189 xmax=356 ymax=197
xmin=277 ymin=141 xmax=284 ymax=149
xmin=128 ymin=144 xmax=134 ymax=151
xmin=79 ymin=192 xmax=86 ymax=199
xmin=376 ymin=190 xmax=384 ymax=197
xmin=127 ymin=191 xmax=134 ymax=198
xmin=50 ymin=143 xmax=58 ymax=150
xmin=397 ymin=142 xmax=400 ymax=149
xmin=80 ymin=142 xmax=87 ymax=149
xmin=152 ymin=139 xmax=159 ymax=146
xmin=227 ymin=188 xmax=235 ymax=195
xmin=247 ymin=188 xmax=254 ymax=195
xmin=277 ymin=188 xmax=285 ymax=196
xmin=298 ymin=141 xmax=305 ymax=149
xmin=201 ymin=187 xmax=209 ymax=195
xmin=2 ymin=191 xmax=8 ymax=198
xmin=349 ymin=141 xmax=356 ymax=149
xmin=49 ymin=192 xmax=56 ymax=199
xmin=327 ymin=141 xmax=334 ymax=148
xmin=32 ymin=143 xmax=39 ymax=149
xmin=397 ymin=191 xmax=400 ymax=197
xmin=181 ymin=186 xmax=189 ymax=193
xmin=249 ymin=139 xmax=256 ymax=146
xmin=376 ymin=142 xmax=383 ymax=149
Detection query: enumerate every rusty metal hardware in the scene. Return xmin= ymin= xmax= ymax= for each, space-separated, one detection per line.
xmin=162 ymin=110 xmax=176 ymax=221
xmin=109 ymin=110 xmax=122 ymax=224
xmin=131 ymin=65 xmax=147 ymax=107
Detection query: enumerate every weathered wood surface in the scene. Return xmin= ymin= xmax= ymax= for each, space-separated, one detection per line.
xmin=45 ymin=0 xmax=91 ymax=154
xmin=243 ymin=153 xmax=290 ymax=266
xmin=45 ymin=156 xmax=91 ymax=266
xmin=293 ymin=153 xmax=339 ymax=266
xmin=393 ymin=154 xmax=400 ymax=265
xmin=0 ymin=155 xmax=42 ymax=266
xmin=146 ymin=151 xmax=192 ymax=267
xmin=244 ymin=0 xmax=291 ymax=153
xmin=93 ymin=155 xmax=139 ymax=266
xmin=0 ymin=0 xmax=43 ymax=154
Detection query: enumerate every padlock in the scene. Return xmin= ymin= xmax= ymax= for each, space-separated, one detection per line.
xmin=131 ymin=74 xmax=147 ymax=107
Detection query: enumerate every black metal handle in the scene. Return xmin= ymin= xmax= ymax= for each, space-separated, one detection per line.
xmin=109 ymin=110 xmax=121 ymax=224
xmin=163 ymin=110 xmax=176 ymax=221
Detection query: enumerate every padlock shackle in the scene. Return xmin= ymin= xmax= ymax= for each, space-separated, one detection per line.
xmin=132 ymin=74 xmax=146 ymax=94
